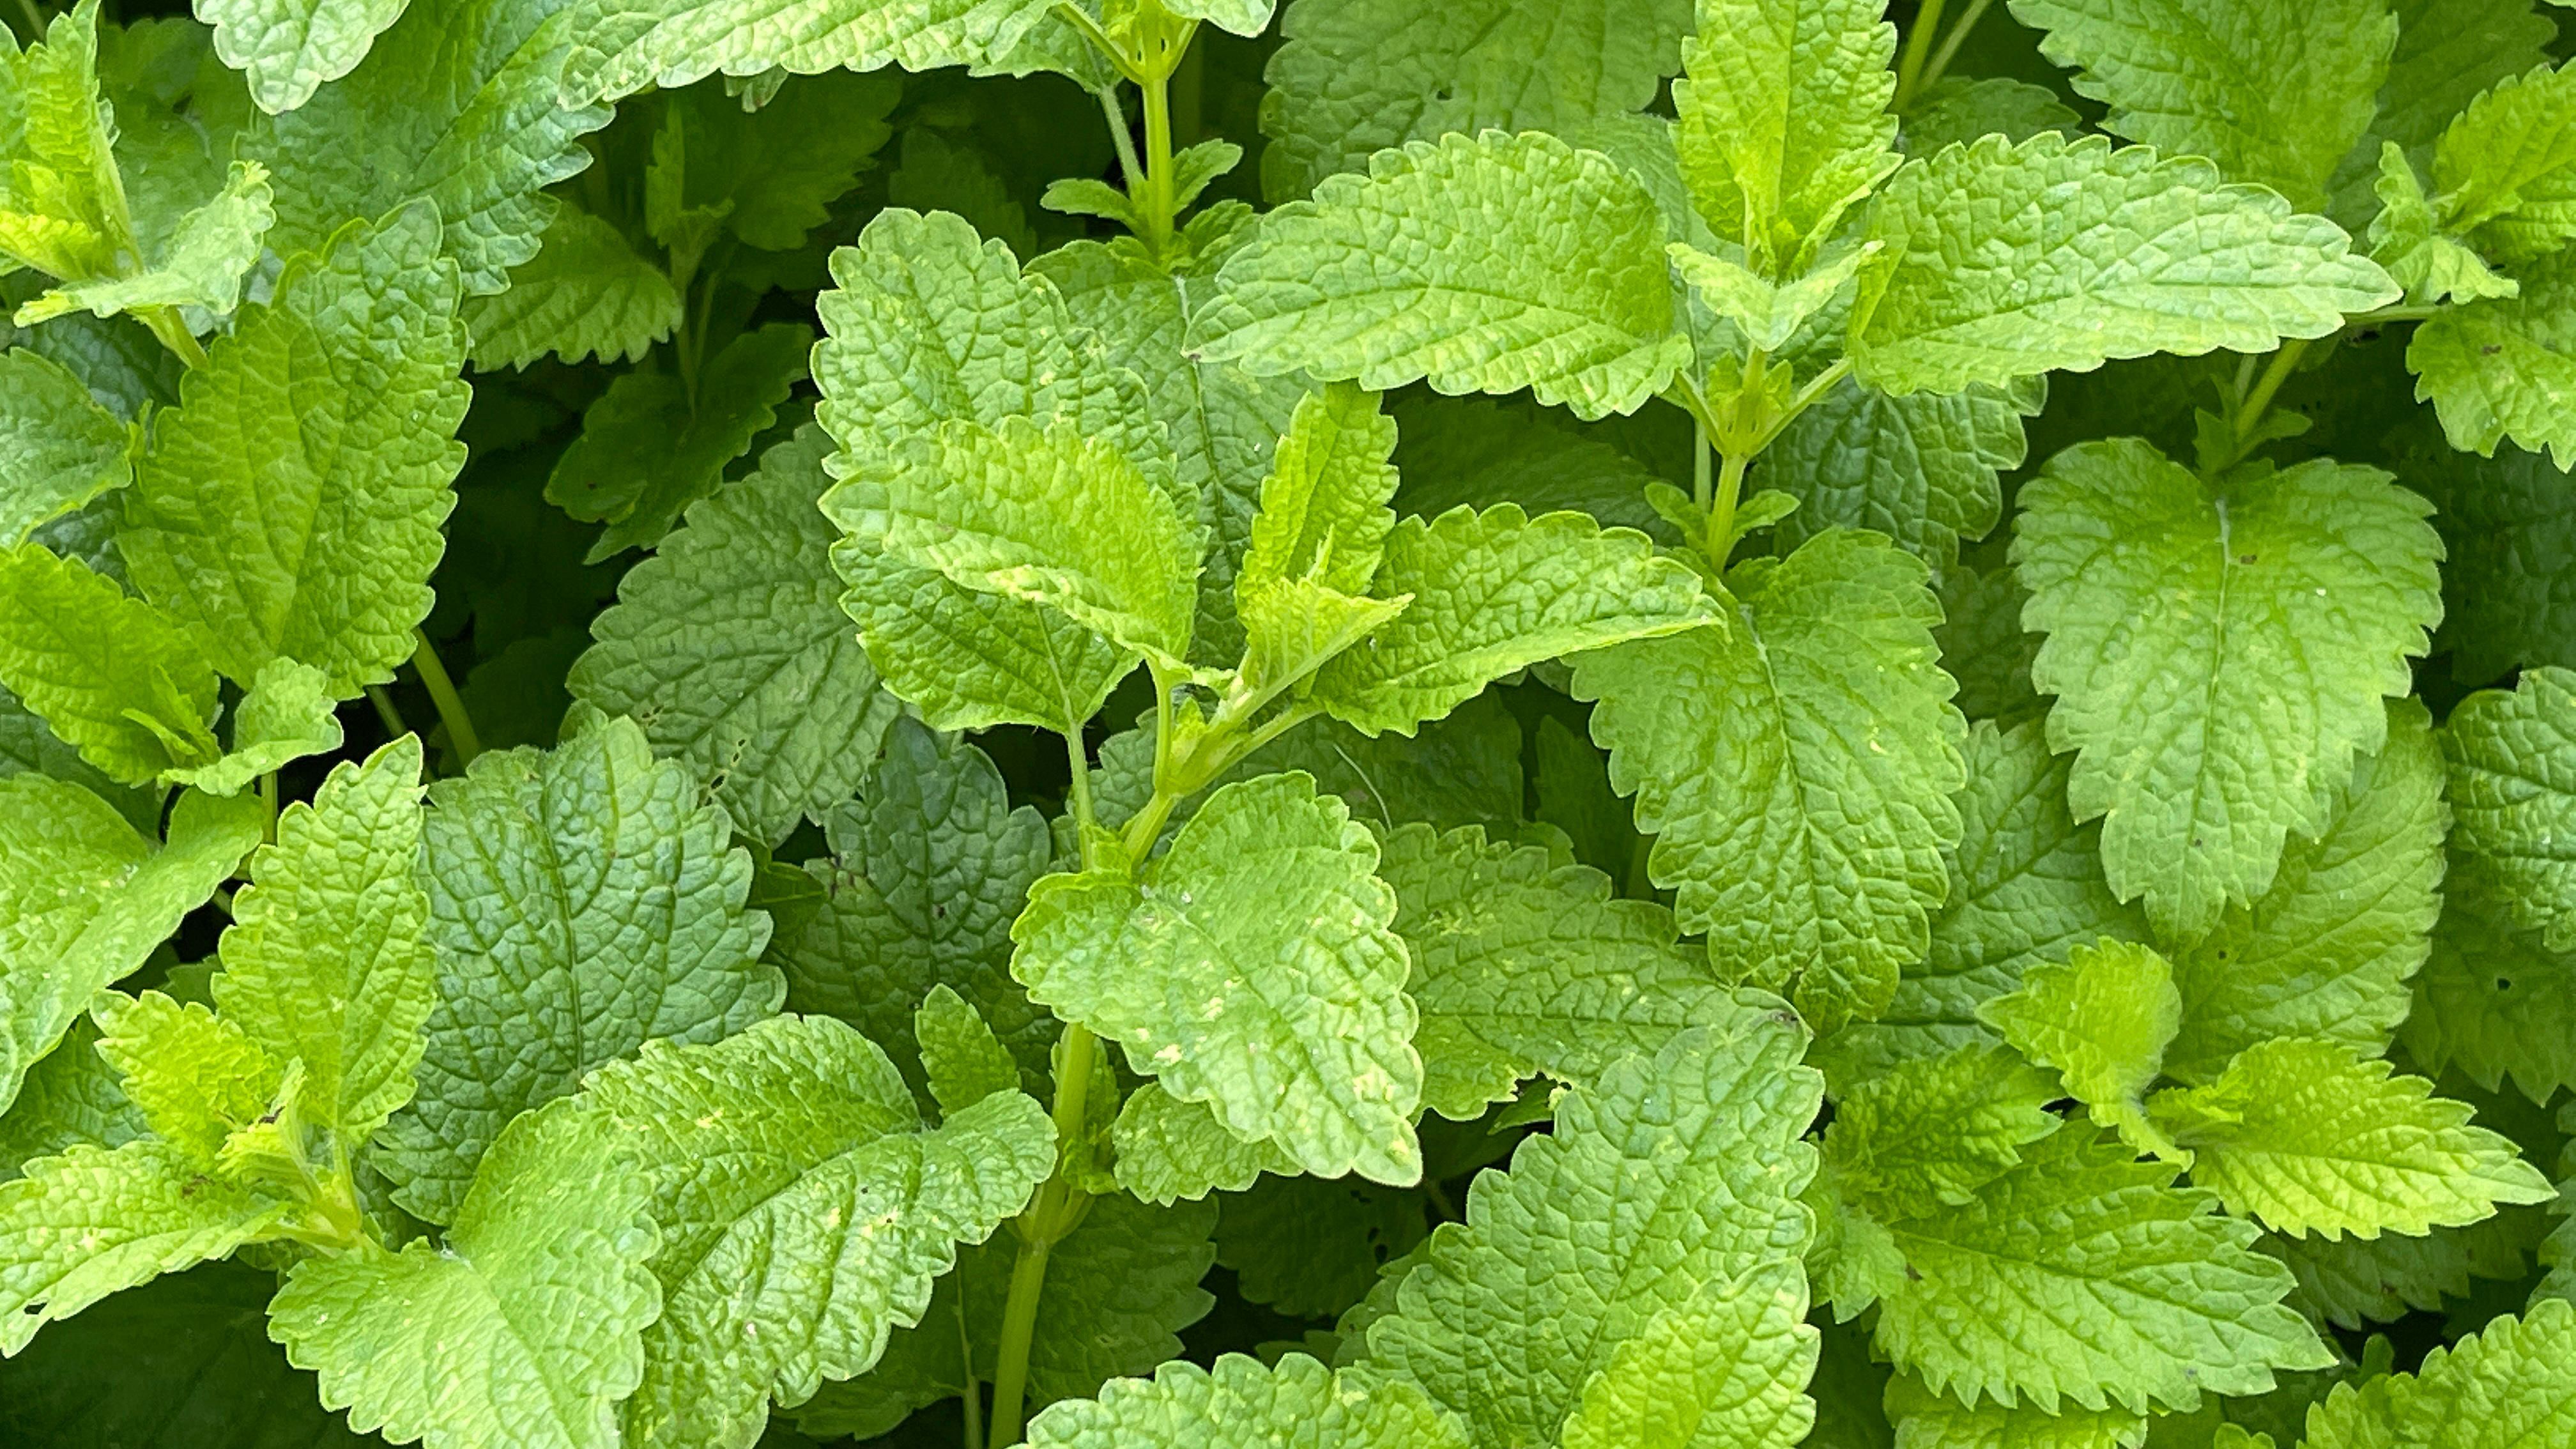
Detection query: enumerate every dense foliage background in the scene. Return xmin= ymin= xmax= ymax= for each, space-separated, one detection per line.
xmin=2 ymin=1 xmax=2574 ymax=1447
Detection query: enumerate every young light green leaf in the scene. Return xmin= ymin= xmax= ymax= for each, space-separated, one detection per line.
xmin=0 ymin=542 xmax=220 ymax=784
xmin=88 ymin=988 xmax=280 ymax=1170
xmin=1672 ymin=0 xmax=1899 ymax=273
xmin=770 ymin=719 xmax=1057 ymax=1098
xmin=250 ymin=0 xmax=612 ymax=295
xmin=270 ymin=1098 xmax=661 ymax=1449
xmin=1027 ymin=1352 xmax=1471 ymax=1449
xmin=1571 ymin=529 xmax=1966 ymax=1034
xmin=2336 ymin=0 xmax=2556 ymax=227
xmin=560 ymin=0 xmax=1062 ymax=102
xmin=1814 ymin=719 xmax=2145 ymax=1090
xmin=1308 ymin=505 xmax=1714 ymax=737
xmin=1867 ymin=1126 xmax=2330 ymax=1414
xmin=2294 ymin=1300 xmax=2575 ymax=1449
xmin=0 ymin=2 xmax=129 ymax=289
xmin=461 ymin=202 xmax=681 ymax=371
xmin=379 ymin=716 xmax=779 ymax=1224
xmin=571 ymin=425 xmax=901 ymax=847
xmin=1980 ymin=940 xmax=2181 ymax=1159
xmin=160 ymin=657 xmax=344 ymax=797
xmin=2005 ymin=0 xmax=2395 ymax=211
xmin=2150 ymin=1039 xmax=2552 ymax=1239
xmin=17 ymin=160 xmax=272 ymax=326
xmin=581 ymin=1016 xmax=1054 ymax=1449
xmin=2444 ymin=668 xmax=2576 ymax=948
xmin=546 ymin=322 xmax=811 ymax=562
xmin=1373 ymin=821 xmax=1744 ymax=1119
xmin=916 ymin=986 xmax=1020 ymax=1114
xmin=212 ymin=735 xmax=432 ymax=1147
xmin=1764 ymin=376 xmax=2041 ymax=566
xmin=1667 ymin=241 xmax=1878 ymax=351
xmin=0 ymin=783 xmax=264 ymax=1116
xmin=1555 ymin=1264 xmax=1818 ymax=1449
xmin=790 ymin=1193 xmax=1218 ymax=1438
xmin=1111 ymin=1084 xmax=1301 ymax=1206
xmin=1239 ymin=382 xmax=1400 ymax=606
xmin=1191 ymin=132 xmax=1694 ymax=421
xmin=2430 ymin=59 xmax=2576 ymax=266
xmin=0 ymin=348 xmax=130 ymax=546
xmin=1015 ymin=771 xmax=1423 ymax=1184
xmin=196 ymin=0 xmax=411 ymax=113
xmin=846 ymin=414 xmax=1199 ymax=668
xmin=2369 ymin=146 xmax=2520 ymax=307
xmin=2165 ymin=703 xmax=2446 ymax=1083
xmin=1825 ymin=1044 xmax=2063 ymax=1216
xmin=1259 ymin=0 xmax=1695 ymax=199
xmin=814 ymin=209 xmax=1147 ymax=734
xmin=1853 ymin=135 xmax=2397 ymax=395
xmin=2012 ymin=440 xmax=2442 ymax=941
xmin=0 ymin=1140 xmax=291 ymax=1354
xmin=1356 ymin=1022 xmax=1823 ymax=1448
xmin=2409 ymin=250 xmax=2576 ymax=466
xmin=119 ymin=202 xmax=468 ymax=695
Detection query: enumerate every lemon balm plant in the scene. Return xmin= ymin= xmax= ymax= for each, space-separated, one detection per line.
xmin=0 ymin=1 xmax=2573 ymax=1447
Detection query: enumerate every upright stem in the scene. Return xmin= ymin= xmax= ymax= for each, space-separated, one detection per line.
xmin=410 ymin=629 xmax=480 ymax=766
xmin=139 ymin=306 xmax=208 ymax=369
xmin=13 ymin=1 xmax=45 ymax=39
xmin=1140 ymin=63 xmax=1177 ymax=250
xmin=985 ymin=1236 xmax=1057 ymax=1446
xmin=365 ymin=684 xmax=408 ymax=739
xmin=2235 ymin=337 xmax=2310 ymax=443
xmin=1692 ymin=421 xmax=1714 ymax=512
xmin=1916 ymin=0 xmax=1996 ymax=103
xmin=1892 ymin=0 xmax=1950 ymax=111
xmin=1709 ymin=450 xmax=1751 ymax=569
xmin=1096 ymin=86 xmax=1146 ymax=195
xmin=257 ymin=772 xmax=280 ymax=843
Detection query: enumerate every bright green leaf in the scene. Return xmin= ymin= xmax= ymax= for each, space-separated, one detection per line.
xmin=2430 ymin=59 xmax=2576 ymax=266
xmin=461 ymin=202 xmax=681 ymax=371
xmin=195 ymin=0 xmax=411 ymax=113
xmin=0 ymin=542 xmax=220 ymax=784
xmin=1764 ymin=375 xmax=2042 ymax=566
xmin=1980 ymin=940 xmax=2181 ymax=1159
xmin=162 ymin=656 xmax=345 ymax=797
xmin=2409 ymin=250 xmax=2576 ymax=466
xmin=1027 ymin=1351 xmax=1471 ymax=1449
xmin=561 ymin=0 xmax=1062 ymax=102
xmin=0 ymin=348 xmax=130 ymax=546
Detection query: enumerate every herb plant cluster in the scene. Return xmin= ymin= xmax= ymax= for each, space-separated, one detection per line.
xmin=1 ymin=0 xmax=2573 ymax=1446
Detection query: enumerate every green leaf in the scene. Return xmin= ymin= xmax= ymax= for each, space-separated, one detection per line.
xmin=119 ymin=202 xmax=468 ymax=695
xmin=1853 ymin=134 xmax=2397 ymax=395
xmin=2295 ymin=1300 xmax=2576 ymax=1449
xmin=2011 ymin=440 xmax=2442 ymax=941
xmin=1571 ymin=529 xmax=1966 ymax=1034
xmin=1307 ymin=504 xmax=1714 ymax=737
xmin=2269 ymin=1212 xmax=2549 ymax=1329
xmin=2332 ymin=0 xmax=2556 ymax=226
xmin=547 ymin=322 xmax=811 ymax=562
xmin=1763 ymin=376 xmax=2042 ymax=566
xmin=1555 ymin=1265 xmax=1818 ymax=1449
xmin=2410 ymin=440 xmax=2576 ymax=682
xmin=1236 ymin=382 xmax=1402 ymax=680
xmin=1027 ymin=1352 xmax=1471 ymax=1449
xmin=770 ymin=719 xmax=1057 ymax=1098
xmin=813 ymin=209 xmax=1146 ymax=734
xmin=1259 ymin=0 xmax=1695 ymax=200
xmin=2409 ymin=250 xmax=2576 ymax=466
xmin=1215 ymin=1171 xmax=1431 ymax=1319
xmin=0 ymin=1259 xmax=375 ymax=1446
xmin=1373 ymin=821 xmax=1743 ymax=1119
xmin=2150 ymin=1039 xmax=2552 ymax=1239
xmin=1813 ymin=719 xmax=2145 ymax=1090
xmin=1191 ymin=132 xmax=1694 ymax=421
xmin=581 ymin=1016 xmax=1054 ymax=1449
xmin=2445 ymin=667 xmax=2576 ymax=949
xmin=2429 ymin=59 xmax=2576 ymax=266
xmin=196 ymin=0 xmax=410 ymax=114
xmin=916 ymin=985 xmax=1020 ymax=1114
xmin=1672 ymin=0 xmax=1898 ymax=273
xmin=211 ymin=735 xmax=432 ymax=1147
xmin=2368 ymin=146 xmax=2520 ymax=307
xmin=269 ymin=1098 xmax=662 ymax=1449
xmin=0 ymin=542 xmax=220 ymax=784
xmin=660 ymin=70 xmax=900 ymax=252
xmin=2405 ymin=857 xmax=2576 ymax=1106
xmin=17 ymin=159 xmax=272 ymax=326
xmin=1110 ymin=1082 xmax=1301 ymax=1206
xmin=0 ymin=782 xmax=264 ymax=1116
xmin=1866 ymin=1126 xmax=2330 ymax=1414
xmin=1904 ymin=77 xmax=2083 ymax=154
xmin=88 ymin=988 xmax=280 ymax=1167
xmin=1979 ymin=939 xmax=2181 ymax=1158
xmin=790 ymin=1193 xmax=1216 ymax=1438
xmin=2165 ymin=702 xmax=2446 ymax=1083
xmin=1824 ymin=1044 xmax=2063 ymax=1216
xmin=842 ymin=413 xmax=1199 ymax=668
xmin=460 ymin=201 xmax=682 ymax=371
xmin=0 ymin=348 xmax=128 ymax=546
xmin=161 ymin=656 xmax=345 ymax=797
xmin=379 ymin=715 xmax=779 ymax=1224
xmin=1014 ymin=771 xmax=1424 ymax=1184
xmin=1388 ymin=397 xmax=1673 ymax=544
xmin=571 ymin=424 xmax=900 ymax=847
xmin=0 ymin=3 xmax=129 ymax=289
xmin=0 ymin=1140 xmax=291 ymax=1354
xmin=1354 ymin=1022 xmax=1823 ymax=1448
xmin=250 ymin=0 xmax=611 ymax=295
xmin=2005 ymin=0 xmax=2395 ymax=210
xmin=560 ymin=0 xmax=1062 ymax=102
xmin=1882 ymin=1372 xmax=2147 ymax=1449
xmin=0 ymin=1018 xmax=142 ymax=1179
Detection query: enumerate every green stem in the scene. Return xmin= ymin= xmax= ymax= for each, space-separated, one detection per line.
xmin=1096 ymin=85 xmax=1146 ymax=195
xmin=958 ymin=1300 xmax=985 ymax=1449
xmin=365 ymin=684 xmax=408 ymax=740
xmin=2351 ymin=302 xmax=2441 ymax=327
xmin=1140 ymin=60 xmax=1177 ymax=250
xmin=410 ymin=629 xmax=480 ymax=766
xmin=2235 ymin=337 xmax=2310 ymax=445
xmin=139 ymin=307 xmax=208 ymax=369
xmin=1692 ymin=420 xmax=1713 ymax=512
xmin=257 ymin=772 xmax=279 ymax=842
xmin=1708 ymin=450 xmax=1751 ymax=569
xmin=13 ymin=0 xmax=44 ymax=38
xmin=985 ymin=1232 xmax=1056 ymax=1447
xmin=1915 ymin=0 xmax=1995 ymax=103
xmin=1892 ymin=0 xmax=1949 ymax=112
